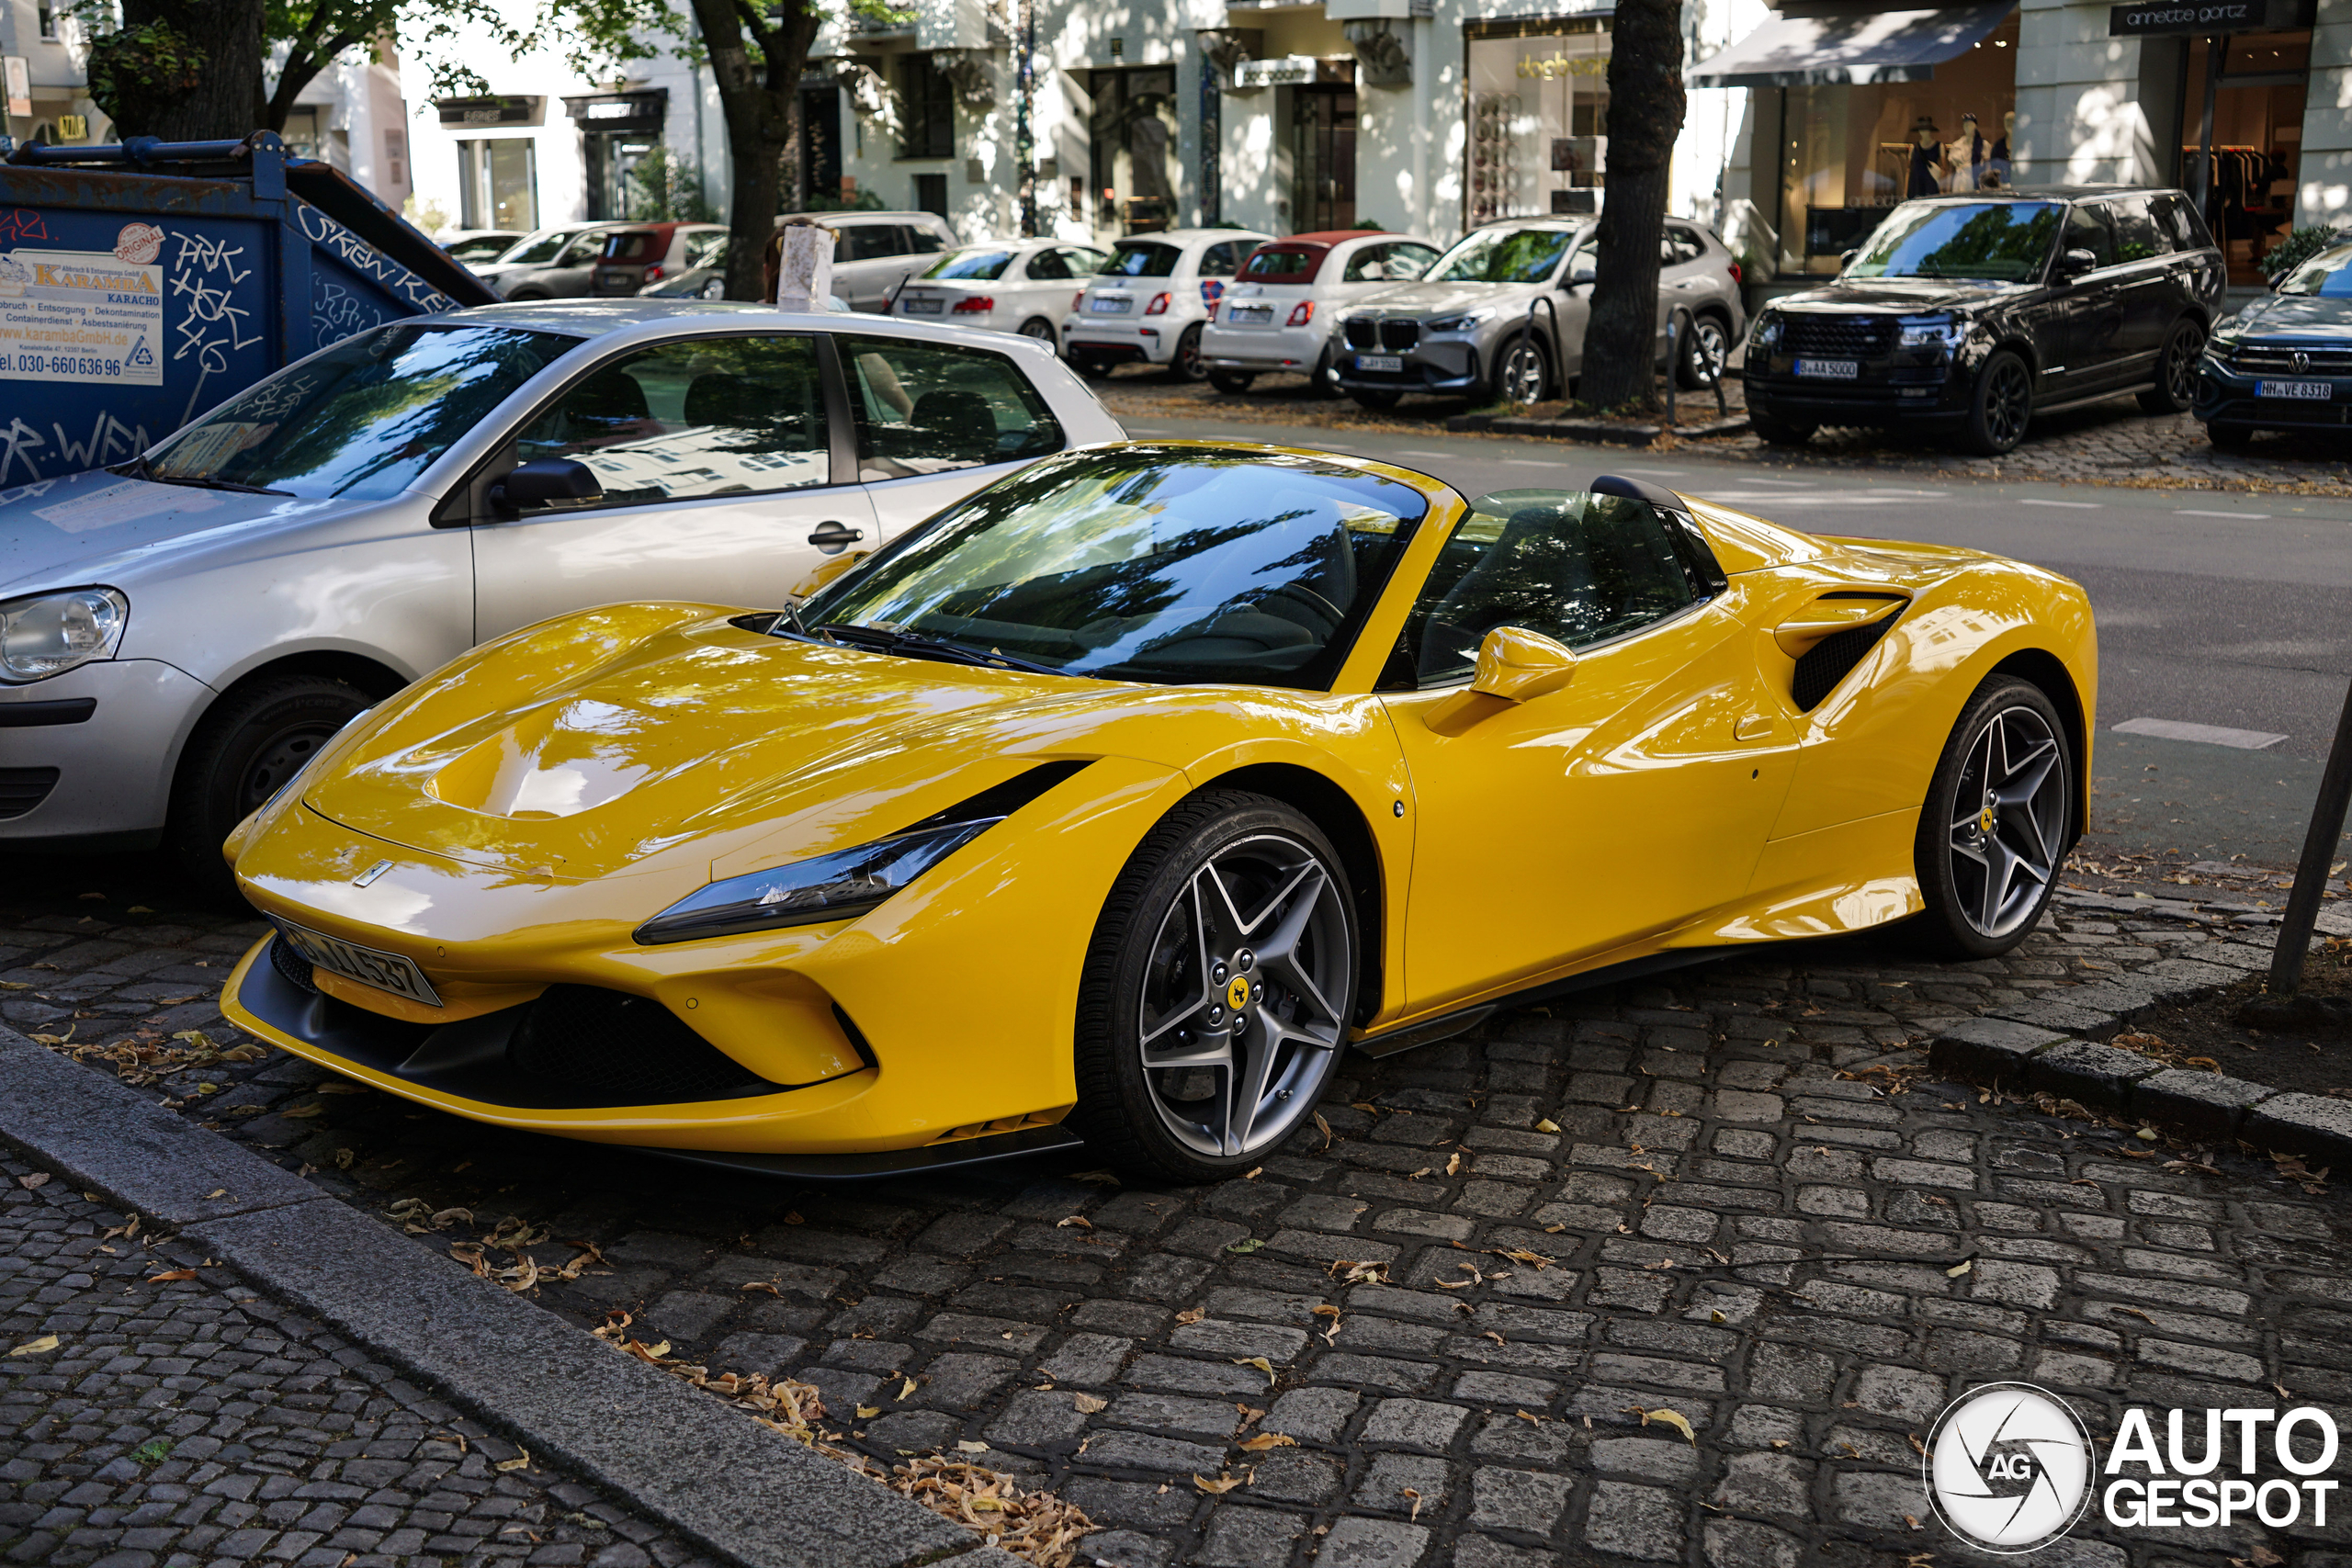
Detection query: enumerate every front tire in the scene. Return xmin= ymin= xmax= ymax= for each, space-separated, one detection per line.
xmin=1208 ymin=369 xmax=1256 ymax=394
xmin=2138 ymin=318 xmax=2205 ymax=413
xmin=1676 ymin=312 xmax=1733 ymax=389
xmin=168 ymin=675 xmax=376 ymax=897
xmin=1167 ymin=324 xmax=1208 ymax=382
xmin=1071 ymin=791 xmax=1357 ymax=1182
xmin=1350 ymin=389 xmax=1403 ymax=412
xmin=1961 ymin=349 xmax=2032 ymax=456
xmin=1911 ymin=677 xmax=2071 ymax=959
xmin=1490 ymin=336 xmax=1550 ymax=403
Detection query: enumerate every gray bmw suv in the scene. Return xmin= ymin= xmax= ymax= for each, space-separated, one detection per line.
xmin=1331 ymin=219 xmax=1746 ymax=410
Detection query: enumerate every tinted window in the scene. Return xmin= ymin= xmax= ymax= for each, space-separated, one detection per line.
xmin=928 ymin=248 xmax=1015 ymax=280
xmin=842 ymin=334 xmax=1064 ymax=479
xmin=1341 ymin=246 xmax=1388 ymax=283
xmin=1201 ymin=242 xmax=1248 ymax=276
xmin=556 ymin=231 xmax=608 ymax=265
xmin=503 ymin=230 xmax=574 ymax=266
xmin=1400 ymin=491 xmax=1697 ymax=684
xmin=2151 ymin=193 xmax=2210 ymax=252
xmin=2064 ymin=204 xmax=2116 ymax=270
xmin=1385 ymin=243 xmax=1440 ymax=280
xmin=684 ymin=231 xmax=728 ymax=266
xmin=1104 ymin=242 xmax=1182 ymax=277
xmin=838 ymin=224 xmax=907 ymax=262
xmin=2107 ymin=197 xmax=2167 ymax=262
xmin=1432 ymin=226 xmax=1575 ymax=284
xmin=604 ymin=230 xmax=662 ymax=263
xmin=1664 ymin=226 xmax=1705 ymax=265
xmin=448 ymin=234 xmax=516 ymax=263
xmin=1846 ymin=200 xmax=2063 ymax=283
xmin=906 ymin=228 xmax=947 ymax=254
xmin=1022 ymin=248 xmax=1069 ymax=281
xmin=148 ymin=324 xmax=579 ymax=501
xmin=511 ymin=336 xmax=829 ymax=505
xmin=802 ymin=449 xmax=1426 ymax=689
xmin=1246 ymin=247 xmax=1320 ymax=279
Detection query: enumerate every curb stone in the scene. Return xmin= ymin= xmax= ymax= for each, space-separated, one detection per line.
xmin=0 ymin=1025 xmax=994 ymax=1568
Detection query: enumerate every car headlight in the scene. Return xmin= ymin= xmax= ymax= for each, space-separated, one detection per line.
xmin=0 ymin=587 xmax=128 ymax=682
xmin=1749 ymin=314 xmax=1782 ymax=351
xmin=1896 ymin=315 xmax=1962 ymax=348
xmin=1426 ymin=310 xmax=1494 ymax=333
xmin=635 ymin=818 xmax=996 ymax=945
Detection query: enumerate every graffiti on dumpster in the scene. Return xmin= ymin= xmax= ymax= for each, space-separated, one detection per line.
xmin=168 ymin=231 xmax=266 ymax=423
xmin=314 ymin=281 xmax=383 ymax=346
xmin=295 ymin=204 xmax=456 ymax=318
xmin=0 ymin=407 xmax=152 ymax=486
xmin=0 ymin=209 xmax=49 ymax=244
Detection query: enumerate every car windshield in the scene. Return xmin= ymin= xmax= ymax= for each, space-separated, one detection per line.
xmin=927 ymin=248 xmax=1014 ymax=280
xmin=447 ymin=235 xmax=514 ymax=262
xmin=604 ymin=231 xmax=662 ymax=262
xmin=800 ymin=448 xmax=1428 ymax=688
xmin=2278 ymin=243 xmax=2352 ymax=296
xmin=1430 ymin=227 xmax=1576 ymax=284
xmin=1101 ymin=243 xmax=1181 ymax=277
xmin=143 ymin=324 xmax=580 ymax=500
xmin=500 ymin=231 xmax=571 ymax=266
xmin=1846 ymin=200 xmax=2063 ymax=282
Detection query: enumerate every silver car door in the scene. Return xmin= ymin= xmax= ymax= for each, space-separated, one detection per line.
xmin=470 ymin=333 xmax=876 ymax=640
xmin=838 ymin=328 xmax=1075 ymax=536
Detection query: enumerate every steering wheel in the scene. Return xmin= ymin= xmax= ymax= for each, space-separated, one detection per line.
xmin=1261 ymin=582 xmax=1346 ymax=635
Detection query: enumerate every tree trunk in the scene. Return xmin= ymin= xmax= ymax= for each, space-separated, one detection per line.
xmin=690 ymin=0 xmax=815 ymax=301
xmin=103 ymin=0 xmax=266 ymax=141
xmin=1575 ymin=0 xmax=1686 ymax=412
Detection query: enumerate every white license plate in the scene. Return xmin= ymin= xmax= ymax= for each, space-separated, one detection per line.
xmin=1227 ymin=306 xmax=1273 ymax=326
xmin=1088 ymin=297 xmax=1131 ymax=314
xmin=1357 ymin=354 xmax=1403 ymax=373
xmin=1795 ymin=358 xmax=1860 ymax=379
xmin=2257 ymin=379 xmax=2331 ymax=400
xmin=903 ymin=298 xmax=944 ymax=314
xmin=275 ymin=919 xmax=443 ymax=1008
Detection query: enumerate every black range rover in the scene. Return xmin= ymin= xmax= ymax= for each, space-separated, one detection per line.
xmin=1743 ymin=188 xmax=2223 ymax=456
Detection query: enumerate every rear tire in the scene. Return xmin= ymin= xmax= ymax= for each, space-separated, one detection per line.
xmin=1960 ymin=349 xmax=2032 ymax=456
xmin=1018 ymin=317 xmax=1057 ymax=346
xmin=1167 ymin=324 xmax=1208 ymax=382
xmin=1070 ymin=791 xmax=1357 ymax=1182
xmin=1350 ymin=389 xmax=1403 ymax=412
xmin=2137 ymin=318 xmax=2205 ymax=413
xmin=1208 ymin=369 xmax=1256 ymax=393
xmin=1747 ymin=407 xmax=1816 ymax=446
xmin=168 ymin=675 xmax=376 ymax=900
xmin=1910 ymin=677 xmax=2071 ymax=960
xmin=1305 ymin=344 xmax=1340 ymax=399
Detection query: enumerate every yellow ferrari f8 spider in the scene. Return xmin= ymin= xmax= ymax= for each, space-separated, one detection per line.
xmin=221 ymin=444 xmax=2094 ymax=1182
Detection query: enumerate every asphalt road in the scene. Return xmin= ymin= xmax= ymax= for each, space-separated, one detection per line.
xmin=1127 ymin=412 xmax=2352 ymax=866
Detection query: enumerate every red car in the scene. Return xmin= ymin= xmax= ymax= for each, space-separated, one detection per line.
xmin=591 ymin=222 xmax=729 ymax=296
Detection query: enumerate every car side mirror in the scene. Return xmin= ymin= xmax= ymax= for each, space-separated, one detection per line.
xmin=1470 ymin=626 xmax=1577 ymax=702
xmin=490 ymin=457 xmax=601 ymax=515
xmin=2054 ymin=247 xmax=2098 ymax=281
xmin=1566 ymin=265 xmax=1597 ymax=288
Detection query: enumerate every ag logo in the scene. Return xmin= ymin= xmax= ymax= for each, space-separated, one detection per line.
xmin=1924 ymin=1383 xmax=2097 ymax=1552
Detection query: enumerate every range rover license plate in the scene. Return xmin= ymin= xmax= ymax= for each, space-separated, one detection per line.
xmin=1357 ymin=354 xmax=1403 ymax=373
xmin=274 ymin=919 xmax=443 ymax=1008
xmin=2257 ymin=379 xmax=2331 ymax=400
xmin=1795 ymin=358 xmax=1860 ymax=379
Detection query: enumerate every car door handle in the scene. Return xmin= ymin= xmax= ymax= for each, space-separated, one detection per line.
xmin=809 ymin=521 xmax=866 ymax=555
xmin=1735 ymin=715 xmax=1776 ymax=741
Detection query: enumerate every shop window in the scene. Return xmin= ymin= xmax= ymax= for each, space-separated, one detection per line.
xmin=913 ymin=171 xmax=948 ymax=219
xmin=800 ymin=86 xmax=842 ymax=201
xmin=2180 ymin=30 xmax=2306 ymax=286
xmin=1293 ymin=86 xmax=1357 ymax=232
xmin=1088 ymin=68 xmax=1177 ymax=235
xmin=900 ymin=54 xmax=955 ymax=160
xmin=458 ymin=138 xmax=537 ymax=231
xmin=1772 ymin=10 xmax=2018 ymax=276
xmin=36 ymin=6 xmax=59 ymax=39
xmin=840 ymin=334 xmax=1064 ymax=479
xmin=1466 ymin=20 xmax=1610 ymax=226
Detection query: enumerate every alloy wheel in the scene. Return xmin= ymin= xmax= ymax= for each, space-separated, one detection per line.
xmin=1945 ymin=705 xmax=2065 ymax=941
xmin=1020 ymin=319 xmax=1056 ymax=344
xmin=1983 ymin=356 xmax=2030 ymax=450
xmin=1690 ymin=318 xmax=1730 ymax=383
xmin=2166 ymin=322 xmax=2203 ymax=405
xmin=1498 ymin=341 xmax=1547 ymax=402
xmin=1135 ymin=832 xmax=1350 ymax=1159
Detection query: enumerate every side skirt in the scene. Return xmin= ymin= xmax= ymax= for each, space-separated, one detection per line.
xmin=1349 ymin=947 xmax=1730 ymax=1060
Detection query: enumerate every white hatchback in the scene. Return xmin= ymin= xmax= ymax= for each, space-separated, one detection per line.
xmin=1202 ymin=231 xmax=1444 ymax=395
xmin=1062 ymin=229 xmax=1273 ymax=382
xmin=891 ymin=239 xmax=1111 ymax=346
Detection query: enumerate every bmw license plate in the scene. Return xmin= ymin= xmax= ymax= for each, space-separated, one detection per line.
xmin=903 ymin=297 xmax=944 ymax=314
xmin=274 ymin=919 xmax=443 ymax=1008
xmin=1227 ymin=306 xmax=1273 ymax=326
xmin=2257 ymin=379 xmax=2331 ymax=400
xmin=1357 ymin=354 xmax=1403 ymax=373
xmin=1795 ymin=358 xmax=1860 ymax=379
xmin=1088 ymin=296 xmax=1131 ymax=314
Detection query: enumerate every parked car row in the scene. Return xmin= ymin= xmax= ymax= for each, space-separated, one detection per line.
xmin=450 ymin=210 xmax=958 ymax=309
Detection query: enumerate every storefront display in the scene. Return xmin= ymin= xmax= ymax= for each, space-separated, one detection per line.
xmin=1464 ymin=20 xmax=1610 ymax=224
xmin=2180 ymin=29 xmax=2309 ymax=286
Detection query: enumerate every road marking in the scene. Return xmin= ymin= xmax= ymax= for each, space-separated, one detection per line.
xmin=2176 ymin=508 xmax=2271 ymax=519
xmin=1388 ymin=449 xmax=1453 ymax=460
xmin=1609 ymin=467 xmax=1687 ymax=478
xmin=2112 ymin=716 xmax=2288 ymax=750
xmin=2018 ymin=498 xmax=2101 ymax=509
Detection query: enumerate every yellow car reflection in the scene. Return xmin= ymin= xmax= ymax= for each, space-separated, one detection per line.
xmin=220 ymin=444 xmax=2094 ymax=1181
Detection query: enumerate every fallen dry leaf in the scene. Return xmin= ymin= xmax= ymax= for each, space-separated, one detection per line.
xmin=494 ymin=1450 xmax=532 ymax=1472
xmin=1238 ymin=1433 xmax=1294 ymax=1451
xmin=15 ymin=1173 xmax=48 ymax=1190
xmin=1534 ymin=1117 xmax=1561 ymax=1134
xmin=1068 ymin=1168 xmax=1123 ymax=1186
xmin=1056 ymin=1215 xmax=1092 ymax=1229
xmin=7 ymin=1335 xmax=59 ymax=1357
xmin=1401 ymin=1486 xmax=1423 ymax=1521
xmin=146 ymin=1269 xmax=197 ymax=1283
xmin=1945 ymin=1259 xmax=1973 ymax=1278
xmin=1174 ymin=1307 xmax=1206 ymax=1325
xmin=1072 ymin=1393 xmax=1108 ymax=1414
xmin=1193 ymin=1474 xmax=1242 ymax=1495
xmin=1313 ymin=1112 xmax=1334 ymax=1149
xmin=1444 ymin=1152 xmax=1462 ymax=1176
xmin=899 ymin=1376 xmax=919 ymax=1401
xmin=1637 ymin=1406 xmax=1698 ymax=1446
xmin=1233 ymin=1357 xmax=1275 ymax=1385
xmin=856 ymin=1405 xmax=882 ymax=1419
xmin=956 ymin=1440 xmax=989 ymax=1454
xmin=1226 ymin=1237 xmax=1263 ymax=1254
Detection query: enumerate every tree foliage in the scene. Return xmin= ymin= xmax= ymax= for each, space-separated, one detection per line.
xmin=71 ymin=0 xmax=262 ymax=141
xmin=261 ymin=0 xmax=517 ymax=135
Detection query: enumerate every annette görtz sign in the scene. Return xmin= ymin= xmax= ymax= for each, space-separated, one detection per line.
xmin=2109 ymin=0 xmax=2311 ymax=35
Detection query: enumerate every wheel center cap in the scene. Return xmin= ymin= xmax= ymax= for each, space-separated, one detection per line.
xmin=1227 ymin=976 xmax=1253 ymax=1011
xmin=1978 ymin=806 xmax=1998 ymax=836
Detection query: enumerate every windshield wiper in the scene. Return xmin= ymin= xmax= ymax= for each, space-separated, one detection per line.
xmin=111 ymin=456 xmax=290 ymax=497
xmin=817 ymin=623 xmax=1066 ymax=677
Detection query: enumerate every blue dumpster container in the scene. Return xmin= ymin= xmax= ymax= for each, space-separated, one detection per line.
xmin=0 ymin=130 xmax=496 ymax=485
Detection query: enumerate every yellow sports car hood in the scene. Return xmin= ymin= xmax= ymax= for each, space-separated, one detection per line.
xmin=301 ymin=604 xmax=1122 ymax=881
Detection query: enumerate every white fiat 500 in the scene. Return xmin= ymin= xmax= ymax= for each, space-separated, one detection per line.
xmin=1062 ymin=229 xmax=1273 ymax=381
xmin=0 ymin=302 xmax=1122 ymax=888
xmin=891 ymin=239 xmax=1111 ymax=345
xmin=1201 ymin=231 xmax=1444 ymax=395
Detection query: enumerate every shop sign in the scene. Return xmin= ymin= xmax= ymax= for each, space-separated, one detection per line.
xmin=2109 ymin=0 xmax=2312 ymax=36
xmin=3 ymin=57 xmax=28 ymax=119
xmin=1517 ymin=52 xmax=1610 ymax=79
xmin=436 ymin=96 xmax=545 ymax=129
xmin=560 ymin=90 xmax=667 ymax=132
xmin=1233 ymin=54 xmax=1318 ymax=89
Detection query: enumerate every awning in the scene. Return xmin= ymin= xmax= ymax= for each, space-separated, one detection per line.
xmin=1688 ymin=5 xmax=2014 ymax=89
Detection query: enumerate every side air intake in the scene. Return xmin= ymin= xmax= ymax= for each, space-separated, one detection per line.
xmin=1791 ymin=615 xmax=1898 ymax=711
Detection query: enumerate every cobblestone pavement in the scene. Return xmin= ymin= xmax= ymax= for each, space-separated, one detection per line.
xmin=1092 ymin=371 xmax=2352 ymax=496
xmin=0 ymin=1149 xmax=712 ymax=1568
xmin=6 ymin=857 xmax=2352 ymax=1567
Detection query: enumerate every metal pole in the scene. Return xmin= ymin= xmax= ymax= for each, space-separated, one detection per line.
xmin=2268 ymin=673 xmax=2352 ymax=997
xmin=2192 ymin=34 xmax=2228 ymax=222
xmin=1017 ymin=0 xmax=1036 ymax=237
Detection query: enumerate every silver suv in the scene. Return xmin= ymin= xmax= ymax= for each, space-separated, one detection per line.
xmin=1331 ymin=219 xmax=1747 ymax=410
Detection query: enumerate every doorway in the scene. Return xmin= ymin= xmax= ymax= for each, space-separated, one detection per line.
xmin=2178 ymin=29 xmax=2309 ymax=287
xmin=1089 ymin=68 xmax=1179 ymax=235
xmin=1292 ymin=85 xmax=1357 ymax=231
xmin=584 ymin=130 xmax=655 ymax=219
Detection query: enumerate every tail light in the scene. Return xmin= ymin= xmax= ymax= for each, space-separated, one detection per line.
xmin=1145 ymin=292 xmax=1170 ymax=315
xmin=1072 ymin=291 xmax=1085 ymax=313
xmin=644 ymin=265 xmax=663 ymax=282
xmin=1286 ymin=300 xmax=1315 ymax=327
xmin=952 ymin=295 xmax=993 ymax=313
xmin=1728 ymin=263 xmax=1742 ymax=285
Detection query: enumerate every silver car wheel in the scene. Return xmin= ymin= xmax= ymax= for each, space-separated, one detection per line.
xmin=1945 ymin=705 xmax=2066 ymax=941
xmin=1496 ymin=339 xmax=1547 ymax=402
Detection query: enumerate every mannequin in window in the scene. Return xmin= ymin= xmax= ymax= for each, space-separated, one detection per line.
xmin=1986 ymin=110 xmax=2014 ymax=184
xmin=1907 ymin=117 xmax=1949 ymax=198
xmin=1948 ymin=113 xmax=1987 ymax=191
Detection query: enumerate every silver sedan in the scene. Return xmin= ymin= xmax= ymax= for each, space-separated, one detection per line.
xmin=0 ymin=300 xmax=1124 ymax=888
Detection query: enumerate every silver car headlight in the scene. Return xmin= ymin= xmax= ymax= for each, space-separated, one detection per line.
xmin=0 ymin=587 xmax=128 ymax=682
xmin=1426 ymin=310 xmax=1495 ymax=333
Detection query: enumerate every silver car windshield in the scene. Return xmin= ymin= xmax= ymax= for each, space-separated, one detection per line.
xmin=144 ymin=324 xmax=581 ymax=501
xmin=1430 ymin=227 xmax=1575 ymax=284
